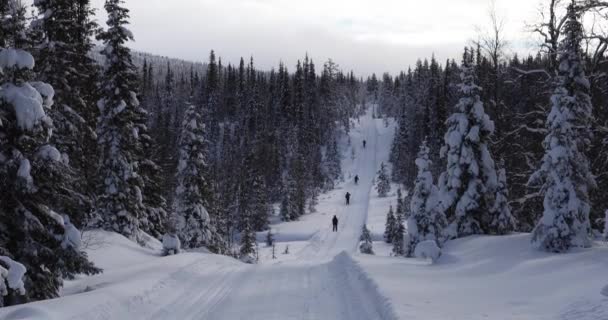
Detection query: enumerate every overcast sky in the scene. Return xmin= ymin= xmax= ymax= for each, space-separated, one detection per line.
xmin=91 ymin=0 xmax=545 ymax=75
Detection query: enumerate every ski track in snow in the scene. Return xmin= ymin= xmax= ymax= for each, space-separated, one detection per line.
xmin=0 ymin=109 xmax=396 ymax=320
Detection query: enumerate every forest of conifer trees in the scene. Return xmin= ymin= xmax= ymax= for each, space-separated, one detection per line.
xmin=2 ymin=0 xmax=608 ymax=310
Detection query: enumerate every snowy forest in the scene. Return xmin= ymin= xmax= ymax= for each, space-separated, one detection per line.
xmin=1 ymin=0 xmax=608 ymax=315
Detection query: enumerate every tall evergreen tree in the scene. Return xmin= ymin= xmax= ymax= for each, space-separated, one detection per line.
xmin=0 ymin=0 xmax=99 ymax=304
xmin=530 ymin=4 xmax=595 ymax=252
xmin=489 ymin=165 xmax=516 ymax=235
xmin=407 ymin=141 xmax=446 ymax=257
xmin=96 ymin=0 xmax=146 ymax=239
xmin=173 ymin=104 xmax=215 ymax=249
xmin=439 ymin=49 xmax=499 ymax=239
xmin=32 ymin=0 xmax=100 ymax=222
xmin=384 ymin=205 xmax=396 ymax=243
xmin=376 ymin=162 xmax=391 ymax=197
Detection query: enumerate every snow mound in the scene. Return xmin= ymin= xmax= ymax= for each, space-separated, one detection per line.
xmin=1 ymin=306 xmax=51 ymax=320
xmin=414 ymin=239 xmax=441 ymax=263
xmin=162 ymin=234 xmax=181 ymax=255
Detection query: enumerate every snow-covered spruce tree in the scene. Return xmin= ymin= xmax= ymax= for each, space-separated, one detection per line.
xmin=489 ymin=165 xmax=516 ymax=235
xmin=359 ymin=225 xmax=374 ymax=254
xmin=239 ymin=218 xmax=257 ymax=263
xmin=323 ymin=136 xmax=342 ymax=189
xmin=530 ymin=5 xmax=595 ymax=252
xmin=376 ymin=162 xmax=391 ymax=197
xmin=280 ymin=194 xmax=291 ymax=221
xmin=0 ymin=0 xmax=99 ymax=304
xmin=391 ymin=220 xmax=405 ymax=256
xmin=396 ymin=188 xmax=405 ymax=218
xmin=133 ymin=96 xmax=168 ymax=239
xmin=32 ymin=0 xmax=100 ymax=217
xmin=438 ymin=49 xmax=499 ymax=239
xmin=173 ymin=104 xmax=215 ymax=249
xmin=384 ymin=205 xmax=396 ymax=243
xmin=406 ymin=141 xmax=447 ymax=257
xmin=96 ymin=0 xmax=146 ymax=239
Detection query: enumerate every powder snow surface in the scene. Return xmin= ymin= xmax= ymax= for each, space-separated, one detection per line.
xmin=1 ymin=108 xmax=606 ymax=320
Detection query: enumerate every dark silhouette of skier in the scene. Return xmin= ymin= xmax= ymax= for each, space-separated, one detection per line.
xmin=363 ymin=140 xmax=366 ymax=148
xmin=332 ymin=215 xmax=338 ymax=232
xmin=354 ymin=175 xmax=359 ymax=185
xmin=345 ymin=192 xmax=351 ymax=205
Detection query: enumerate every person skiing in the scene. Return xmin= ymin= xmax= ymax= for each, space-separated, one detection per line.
xmin=332 ymin=215 xmax=338 ymax=232
xmin=363 ymin=140 xmax=366 ymax=148
xmin=345 ymin=192 xmax=351 ymax=205
xmin=354 ymin=175 xmax=359 ymax=185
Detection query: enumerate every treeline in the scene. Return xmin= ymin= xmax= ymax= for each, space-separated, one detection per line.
xmin=0 ymin=0 xmax=361 ymax=306
xmin=382 ymin=0 xmax=608 ymax=256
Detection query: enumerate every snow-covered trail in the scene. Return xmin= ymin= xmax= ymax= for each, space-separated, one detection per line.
xmin=0 ymin=109 xmax=396 ymax=320
xmin=198 ymin=109 xmax=392 ymax=320
xmin=296 ymin=111 xmax=378 ymax=261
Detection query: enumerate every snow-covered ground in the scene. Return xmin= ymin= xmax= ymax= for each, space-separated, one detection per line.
xmin=2 ymin=109 xmax=607 ymax=320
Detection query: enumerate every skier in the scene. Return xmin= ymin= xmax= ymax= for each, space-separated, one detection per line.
xmin=332 ymin=215 xmax=338 ymax=232
xmin=363 ymin=140 xmax=366 ymax=148
xmin=345 ymin=192 xmax=351 ymax=205
xmin=354 ymin=175 xmax=359 ymax=185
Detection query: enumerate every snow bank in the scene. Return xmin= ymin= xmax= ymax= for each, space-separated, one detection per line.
xmin=414 ymin=239 xmax=441 ymax=263
xmin=358 ymin=234 xmax=608 ymax=320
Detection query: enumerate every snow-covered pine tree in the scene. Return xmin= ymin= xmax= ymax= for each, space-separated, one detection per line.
xmin=384 ymin=205 xmax=396 ymax=243
xmin=323 ymin=135 xmax=342 ymax=189
xmin=137 ymin=107 xmax=168 ymax=238
xmin=95 ymin=0 xmax=146 ymax=239
xmin=530 ymin=4 xmax=595 ymax=252
xmin=396 ymin=188 xmax=407 ymax=219
xmin=173 ymin=104 xmax=214 ymax=249
xmin=32 ymin=0 xmax=100 ymax=209
xmin=239 ymin=218 xmax=256 ymax=263
xmin=391 ymin=221 xmax=405 ymax=256
xmin=489 ymin=165 xmax=516 ymax=235
xmin=280 ymin=194 xmax=291 ymax=221
xmin=0 ymin=0 xmax=99 ymax=303
xmin=406 ymin=141 xmax=447 ymax=257
xmin=376 ymin=162 xmax=391 ymax=197
xmin=359 ymin=224 xmax=374 ymax=254
xmin=438 ymin=48 xmax=499 ymax=239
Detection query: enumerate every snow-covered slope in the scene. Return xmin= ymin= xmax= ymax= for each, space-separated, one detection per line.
xmin=357 ymin=234 xmax=608 ymax=320
xmin=0 ymin=108 xmax=396 ymax=320
xmin=2 ymin=108 xmax=606 ymax=320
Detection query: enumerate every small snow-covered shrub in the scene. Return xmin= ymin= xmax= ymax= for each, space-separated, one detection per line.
xmin=414 ymin=240 xmax=441 ymax=263
xmin=0 ymin=256 xmax=27 ymax=306
xmin=359 ymin=225 xmax=374 ymax=254
xmin=240 ymin=254 xmax=256 ymax=264
xmin=62 ymin=216 xmax=82 ymax=250
xmin=162 ymin=233 xmax=181 ymax=256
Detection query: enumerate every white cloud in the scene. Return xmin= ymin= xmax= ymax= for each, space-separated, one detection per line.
xmin=91 ymin=0 xmax=544 ymax=75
